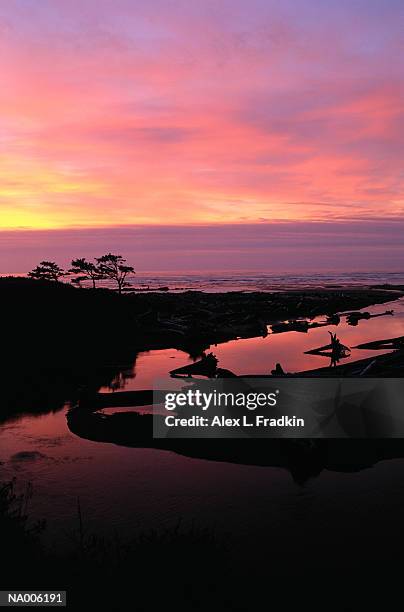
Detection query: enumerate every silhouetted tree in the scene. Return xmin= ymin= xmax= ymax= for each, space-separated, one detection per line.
xmin=28 ymin=261 xmax=66 ymax=282
xmin=69 ymin=258 xmax=102 ymax=289
xmin=95 ymin=253 xmax=135 ymax=294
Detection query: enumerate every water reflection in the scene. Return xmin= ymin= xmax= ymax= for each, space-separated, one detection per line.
xmin=102 ymin=297 xmax=404 ymax=392
xmin=0 ymin=361 xmax=139 ymax=425
xmin=1 ymin=296 xmax=404 ymax=546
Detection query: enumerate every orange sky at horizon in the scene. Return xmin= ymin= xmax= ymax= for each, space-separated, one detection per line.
xmin=0 ymin=0 xmax=403 ymax=231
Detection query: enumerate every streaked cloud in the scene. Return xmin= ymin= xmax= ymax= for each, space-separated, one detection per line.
xmin=0 ymin=0 xmax=402 ymax=229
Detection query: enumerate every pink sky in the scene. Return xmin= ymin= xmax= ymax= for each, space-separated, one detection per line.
xmin=1 ymin=220 xmax=404 ymax=274
xmin=0 ymin=1 xmax=403 ymax=271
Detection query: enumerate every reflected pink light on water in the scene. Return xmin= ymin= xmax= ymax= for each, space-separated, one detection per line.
xmin=1 ymin=298 xmax=403 ymax=544
xmin=104 ymin=298 xmax=404 ymax=392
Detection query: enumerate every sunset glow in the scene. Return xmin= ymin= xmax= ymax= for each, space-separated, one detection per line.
xmin=0 ymin=0 xmax=402 ymax=231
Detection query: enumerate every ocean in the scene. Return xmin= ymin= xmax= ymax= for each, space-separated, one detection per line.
xmin=101 ymin=270 xmax=404 ymax=292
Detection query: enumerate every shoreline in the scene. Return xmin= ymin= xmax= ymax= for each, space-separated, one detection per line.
xmin=1 ymin=277 xmax=403 ymax=424
xmin=2 ymin=276 xmax=403 ymax=356
xmin=128 ymin=285 xmax=404 ymax=353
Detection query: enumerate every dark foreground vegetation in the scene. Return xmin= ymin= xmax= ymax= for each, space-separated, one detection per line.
xmin=1 ymin=479 xmax=232 ymax=611
xmin=2 ymin=475 xmax=404 ymax=611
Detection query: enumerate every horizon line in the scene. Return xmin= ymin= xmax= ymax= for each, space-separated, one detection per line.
xmin=2 ymin=216 xmax=404 ymax=233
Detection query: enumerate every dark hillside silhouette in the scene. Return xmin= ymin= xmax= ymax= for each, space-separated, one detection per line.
xmin=2 ymin=277 xmax=136 ymax=366
xmin=1 ymin=277 xmax=139 ymax=423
